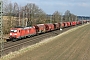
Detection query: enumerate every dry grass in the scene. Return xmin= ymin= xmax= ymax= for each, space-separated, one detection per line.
xmin=0 ymin=23 xmax=90 ymax=60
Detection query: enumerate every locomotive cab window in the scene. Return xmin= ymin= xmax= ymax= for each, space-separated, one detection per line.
xmin=10 ymin=30 xmax=17 ymax=33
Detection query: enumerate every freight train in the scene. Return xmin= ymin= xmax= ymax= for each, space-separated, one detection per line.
xmin=9 ymin=20 xmax=88 ymax=41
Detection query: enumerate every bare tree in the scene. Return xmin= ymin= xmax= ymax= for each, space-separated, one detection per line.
xmin=3 ymin=1 xmax=14 ymax=34
xmin=64 ymin=10 xmax=70 ymax=22
xmin=52 ymin=11 xmax=61 ymax=23
xmin=70 ymin=14 xmax=77 ymax=21
xmin=24 ymin=3 xmax=46 ymax=26
xmin=5 ymin=2 xmax=13 ymax=27
xmin=64 ymin=10 xmax=77 ymax=22
xmin=13 ymin=2 xmax=19 ymax=26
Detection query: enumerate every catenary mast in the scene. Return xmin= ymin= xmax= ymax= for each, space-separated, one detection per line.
xmin=0 ymin=0 xmax=3 ymax=57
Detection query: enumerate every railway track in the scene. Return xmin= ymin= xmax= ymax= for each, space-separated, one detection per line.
xmin=0 ymin=25 xmax=82 ymax=57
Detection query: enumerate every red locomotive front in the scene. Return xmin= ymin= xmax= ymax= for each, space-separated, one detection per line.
xmin=9 ymin=28 xmax=21 ymax=39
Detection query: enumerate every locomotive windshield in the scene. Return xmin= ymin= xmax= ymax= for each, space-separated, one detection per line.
xmin=10 ymin=30 xmax=17 ymax=33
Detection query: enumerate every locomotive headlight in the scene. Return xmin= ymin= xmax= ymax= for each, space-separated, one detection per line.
xmin=14 ymin=34 xmax=17 ymax=35
xmin=10 ymin=33 xmax=12 ymax=35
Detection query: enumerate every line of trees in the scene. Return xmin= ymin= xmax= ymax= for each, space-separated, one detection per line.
xmin=3 ymin=1 xmax=77 ymax=34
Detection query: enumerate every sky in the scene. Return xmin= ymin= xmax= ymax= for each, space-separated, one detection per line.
xmin=9 ymin=0 xmax=90 ymax=16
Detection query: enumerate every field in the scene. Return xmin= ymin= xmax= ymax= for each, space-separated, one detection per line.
xmin=1 ymin=23 xmax=90 ymax=60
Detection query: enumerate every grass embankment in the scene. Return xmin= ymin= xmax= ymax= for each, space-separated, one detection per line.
xmin=1 ymin=23 xmax=90 ymax=60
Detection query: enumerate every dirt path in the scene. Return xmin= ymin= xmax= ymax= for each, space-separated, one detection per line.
xmin=2 ymin=24 xmax=90 ymax=60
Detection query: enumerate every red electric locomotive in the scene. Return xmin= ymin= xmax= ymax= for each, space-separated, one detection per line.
xmin=9 ymin=26 xmax=36 ymax=41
